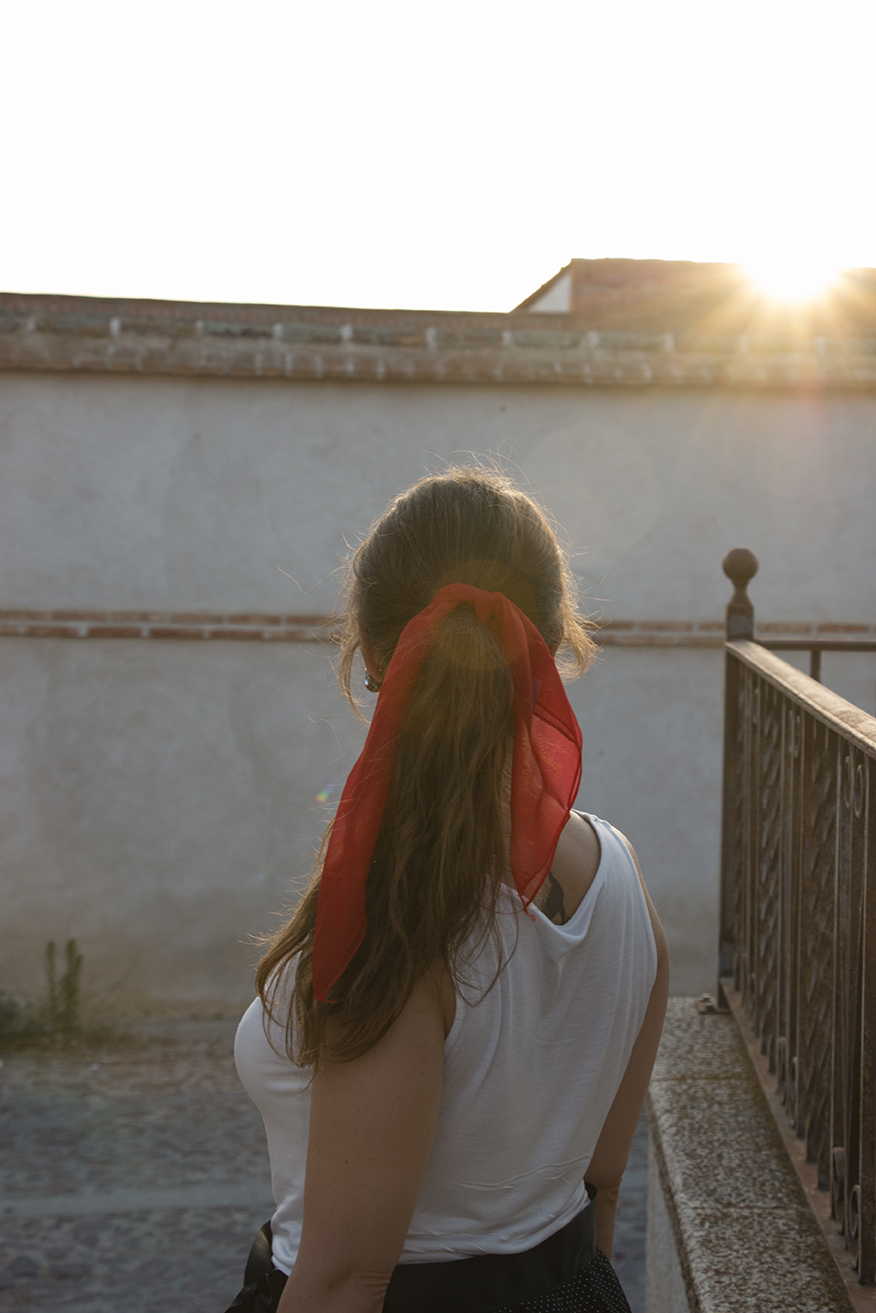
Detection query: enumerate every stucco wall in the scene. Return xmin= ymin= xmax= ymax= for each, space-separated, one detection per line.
xmin=4 ymin=374 xmax=876 ymax=618
xmin=0 ymin=639 xmax=364 ymax=1015
xmin=1 ymin=373 xmax=874 ymax=1013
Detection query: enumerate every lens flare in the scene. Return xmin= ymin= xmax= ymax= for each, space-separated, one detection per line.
xmin=744 ymin=258 xmax=841 ymax=303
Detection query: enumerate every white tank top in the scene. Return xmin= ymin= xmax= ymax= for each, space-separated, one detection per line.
xmin=234 ymin=813 xmax=657 ymax=1274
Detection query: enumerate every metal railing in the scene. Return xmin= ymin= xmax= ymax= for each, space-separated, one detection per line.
xmin=719 ymin=548 xmax=876 ymax=1293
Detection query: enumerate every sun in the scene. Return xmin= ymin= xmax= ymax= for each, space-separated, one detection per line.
xmin=744 ymin=258 xmax=842 ymax=304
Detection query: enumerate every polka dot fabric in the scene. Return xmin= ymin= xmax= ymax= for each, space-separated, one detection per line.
xmin=493 ymin=1250 xmax=633 ymax=1313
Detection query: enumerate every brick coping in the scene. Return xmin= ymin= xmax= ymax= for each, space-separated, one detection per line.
xmin=0 ymin=611 xmax=873 ymax=644
xmin=3 ymin=292 xmax=876 ymax=388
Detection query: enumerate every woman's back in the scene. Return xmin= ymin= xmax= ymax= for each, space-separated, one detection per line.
xmin=224 ymin=467 xmax=668 ymax=1313
xmin=235 ymin=814 xmax=656 ymax=1271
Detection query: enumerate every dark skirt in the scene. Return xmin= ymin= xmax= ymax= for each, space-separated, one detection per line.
xmin=222 ymin=1201 xmax=632 ymax=1313
xmin=492 ymin=1252 xmax=633 ymax=1312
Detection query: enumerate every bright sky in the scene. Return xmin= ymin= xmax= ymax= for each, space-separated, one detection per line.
xmin=4 ymin=0 xmax=875 ymax=312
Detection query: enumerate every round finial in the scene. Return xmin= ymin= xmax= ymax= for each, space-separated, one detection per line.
xmin=722 ymin=547 xmax=759 ymax=589
xmin=723 ymin=547 xmax=758 ymax=639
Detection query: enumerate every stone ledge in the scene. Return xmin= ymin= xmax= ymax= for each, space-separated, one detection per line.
xmin=646 ymin=999 xmax=865 ymax=1312
xmin=3 ymin=292 xmax=876 ymax=389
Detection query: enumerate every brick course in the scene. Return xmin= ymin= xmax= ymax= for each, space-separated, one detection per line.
xmin=1 ymin=612 xmax=871 ymax=645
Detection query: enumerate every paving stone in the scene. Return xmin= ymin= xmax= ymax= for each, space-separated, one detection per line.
xmin=0 ymin=1020 xmax=648 ymax=1312
xmin=0 ymin=1022 xmax=272 ymax=1311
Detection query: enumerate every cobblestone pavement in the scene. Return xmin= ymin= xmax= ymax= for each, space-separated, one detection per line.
xmin=611 ymin=1112 xmax=648 ymax=1313
xmin=0 ymin=1020 xmax=648 ymax=1312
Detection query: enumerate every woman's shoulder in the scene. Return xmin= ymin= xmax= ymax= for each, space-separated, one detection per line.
xmin=534 ymin=810 xmax=651 ymax=928
xmin=533 ymin=810 xmax=602 ymax=925
xmin=574 ymin=813 xmax=668 ymax=981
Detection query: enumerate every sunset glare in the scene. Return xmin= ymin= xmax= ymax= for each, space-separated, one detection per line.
xmin=744 ymin=259 xmax=843 ymax=305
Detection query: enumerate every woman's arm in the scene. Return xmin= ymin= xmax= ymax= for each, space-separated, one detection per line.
xmin=585 ymin=838 xmax=669 ymax=1258
xmin=277 ymin=970 xmax=446 ymax=1313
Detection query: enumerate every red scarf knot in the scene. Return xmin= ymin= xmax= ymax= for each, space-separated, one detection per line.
xmin=312 ymin=584 xmax=582 ymax=1000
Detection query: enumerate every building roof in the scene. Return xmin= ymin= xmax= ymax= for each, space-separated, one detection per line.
xmin=515 ymin=258 xmax=876 ymax=333
xmin=2 ymin=260 xmax=876 ymax=389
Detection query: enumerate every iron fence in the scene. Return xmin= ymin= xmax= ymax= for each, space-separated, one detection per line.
xmin=719 ymin=548 xmax=876 ymax=1290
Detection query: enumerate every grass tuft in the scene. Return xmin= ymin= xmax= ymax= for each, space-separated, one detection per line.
xmin=0 ymin=938 xmax=115 ymax=1050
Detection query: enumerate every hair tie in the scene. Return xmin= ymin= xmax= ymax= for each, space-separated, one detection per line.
xmin=312 ymin=584 xmax=582 ymax=1001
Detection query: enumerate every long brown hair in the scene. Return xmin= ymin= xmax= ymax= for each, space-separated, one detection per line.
xmin=256 ymin=466 xmax=596 ymax=1065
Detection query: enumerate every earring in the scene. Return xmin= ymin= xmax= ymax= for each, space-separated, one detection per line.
xmin=364 ymin=671 xmax=382 ymax=693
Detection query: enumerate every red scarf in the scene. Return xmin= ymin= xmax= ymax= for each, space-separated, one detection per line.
xmin=312 ymin=584 xmax=583 ymax=1001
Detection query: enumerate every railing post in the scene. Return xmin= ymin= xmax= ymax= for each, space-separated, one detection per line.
xmin=719 ymin=549 xmax=759 ymax=985
xmin=723 ymin=546 xmax=759 ymax=639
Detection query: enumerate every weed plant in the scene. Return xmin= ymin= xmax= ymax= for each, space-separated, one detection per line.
xmin=0 ymin=938 xmax=89 ymax=1048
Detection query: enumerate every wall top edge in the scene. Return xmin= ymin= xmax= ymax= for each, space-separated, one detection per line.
xmin=5 ymin=277 xmax=876 ymax=336
xmin=0 ymin=291 xmax=570 ymax=328
xmin=3 ymin=291 xmax=876 ymax=389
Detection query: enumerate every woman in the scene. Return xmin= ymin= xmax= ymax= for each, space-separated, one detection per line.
xmin=228 ymin=466 xmax=669 ymax=1313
